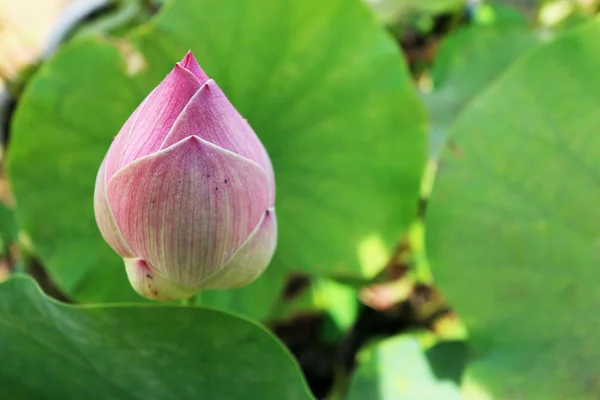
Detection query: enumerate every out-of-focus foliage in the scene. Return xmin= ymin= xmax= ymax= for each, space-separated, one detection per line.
xmin=367 ymin=0 xmax=466 ymax=24
xmin=347 ymin=336 xmax=463 ymax=399
xmin=425 ymin=5 xmax=539 ymax=158
xmin=427 ymin=16 xmax=600 ymax=400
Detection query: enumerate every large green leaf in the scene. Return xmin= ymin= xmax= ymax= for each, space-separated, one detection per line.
xmin=347 ymin=336 xmax=462 ymax=400
xmin=0 ymin=275 xmax=312 ymax=399
xmin=425 ymin=23 xmax=538 ymax=158
xmin=427 ymin=18 xmax=600 ymax=399
xmin=8 ymin=0 xmax=425 ymax=311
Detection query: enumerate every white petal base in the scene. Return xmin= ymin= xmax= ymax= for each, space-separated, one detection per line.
xmin=124 ymin=258 xmax=198 ymax=301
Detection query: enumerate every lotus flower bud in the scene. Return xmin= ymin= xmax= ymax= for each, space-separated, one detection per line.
xmin=94 ymin=51 xmax=276 ymax=301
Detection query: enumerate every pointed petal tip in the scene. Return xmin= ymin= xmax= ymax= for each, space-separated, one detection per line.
xmin=181 ymin=133 xmax=204 ymax=148
xmin=199 ymin=78 xmax=215 ymax=89
xmin=172 ymin=62 xmax=191 ymax=76
xmin=114 ymin=63 xmax=203 ymax=168
xmin=178 ymin=51 xmax=194 ymax=67
xmin=177 ymin=51 xmax=209 ymax=84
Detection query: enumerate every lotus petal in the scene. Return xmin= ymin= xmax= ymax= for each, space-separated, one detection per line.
xmin=106 ymin=135 xmax=271 ymax=286
xmin=197 ymin=208 xmax=277 ymax=290
xmin=93 ymin=158 xmax=134 ymax=258
xmin=162 ymin=80 xmax=276 ymax=204
xmin=117 ymin=65 xmax=202 ymax=167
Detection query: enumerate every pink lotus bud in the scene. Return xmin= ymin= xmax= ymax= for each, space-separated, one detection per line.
xmin=94 ymin=51 xmax=276 ymax=301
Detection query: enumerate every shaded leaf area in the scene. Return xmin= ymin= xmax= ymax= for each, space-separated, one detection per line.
xmin=426 ymin=18 xmax=600 ymax=399
xmin=267 ymin=274 xmax=357 ymax=399
xmin=0 ymin=203 xmax=17 ymax=249
xmin=7 ymin=0 xmax=425 ymax=317
xmin=268 ymin=266 xmax=464 ymax=399
xmin=425 ymin=20 xmax=538 ymax=158
xmin=0 ymin=275 xmax=312 ymax=400
xmin=346 ymin=336 xmax=464 ymax=400
xmin=0 ymin=203 xmax=17 ymax=282
xmin=271 ymin=313 xmax=341 ymax=400
xmin=425 ymin=340 xmax=470 ymax=384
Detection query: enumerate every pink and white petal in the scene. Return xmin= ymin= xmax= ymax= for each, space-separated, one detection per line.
xmin=106 ymin=135 xmax=271 ymax=286
xmin=161 ymin=80 xmax=275 ymax=204
xmin=104 ymin=98 xmax=147 ymax=181
xmin=196 ymin=209 xmax=277 ymax=290
xmin=179 ymin=51 xmax=209 ymax=84
xmin=118 ymin=65 xmax=202 ymax=168
xmin=124 ymin=257 xmax=198 ymax=301
xmin=93 ymin=158 xmax=134 ymax=258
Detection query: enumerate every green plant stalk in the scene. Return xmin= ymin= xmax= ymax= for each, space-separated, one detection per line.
xmin=181 ymin=296 xmax=196 ymax=307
